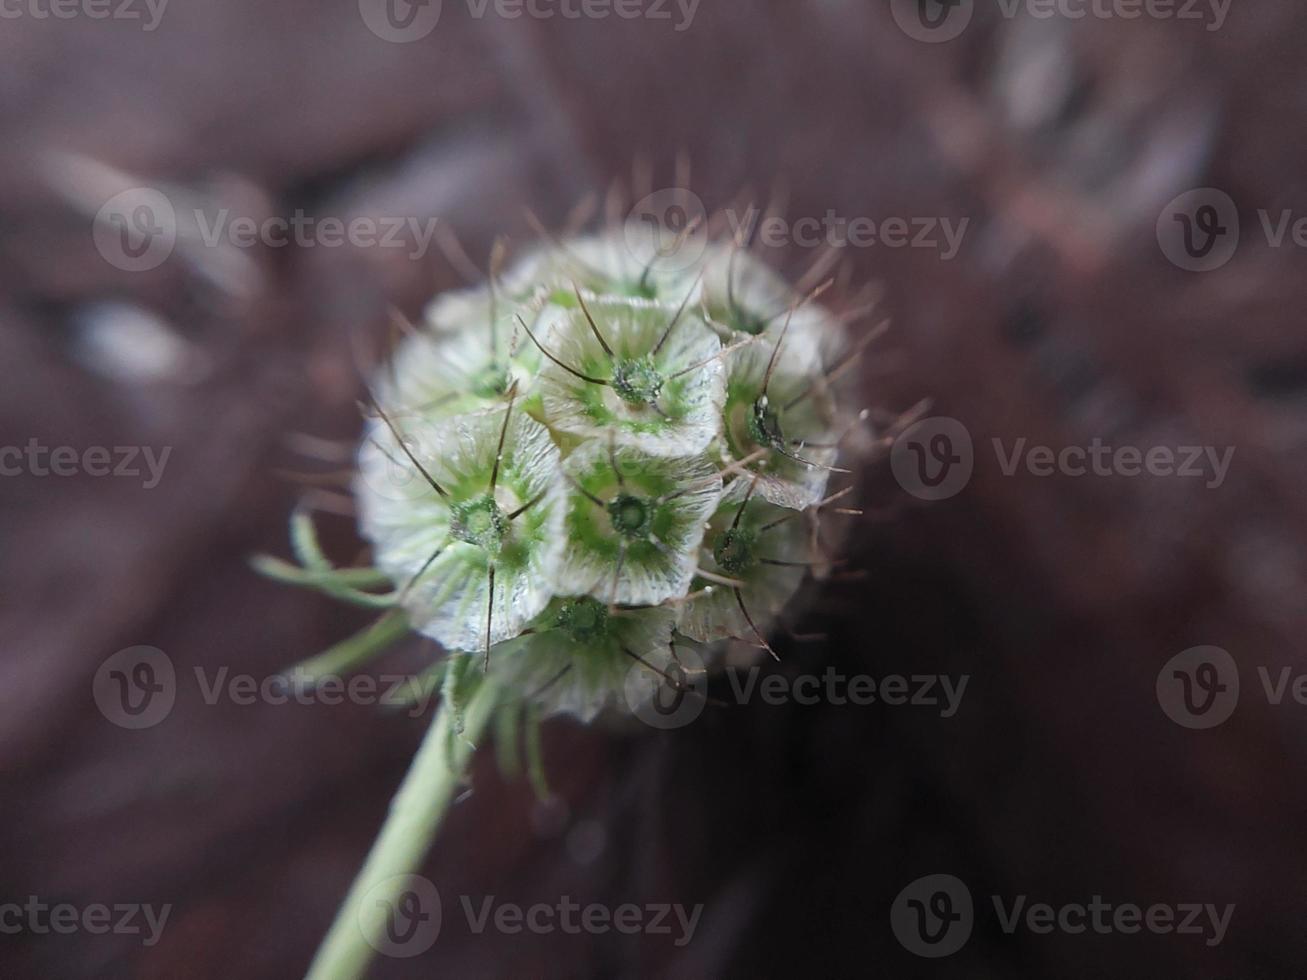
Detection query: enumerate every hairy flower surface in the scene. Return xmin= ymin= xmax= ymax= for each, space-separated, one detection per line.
xmin=535 ymin=294 xmax=728 ymax=456
xmin=281 ymin=225 xmax=870 ymax=721
xmin=491 ymin=598 xmax=678 ymax=722
xmin=356 ymin=403 xmax=565 ymax=653
xmin=556 ymin=441 xmax=720 ymax=605
xmin=679 ymin=491 xmax=810 ymax=645
xmin=719 ymin=330 xmax=840 ymax=509
xmin=378 ymin=310 xmax=544 ymax=423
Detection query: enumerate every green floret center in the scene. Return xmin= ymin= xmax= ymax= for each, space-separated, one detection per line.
xmin=748 ymin=396 xmax=785 ymax=449
xmin=553 ymin=596 xmax=611 ymax=644
xmin=449 ymin=494 xmax=508 ymax=551
xmin=611 ymin=356 xmax=664 ymax=407
xmin=471 ymin=362 xmax=511 ymax=399
xmin=607 ymin=493 xmax=653 ymax=538
xmin=713 ymin=526 xmax=757 ymax=574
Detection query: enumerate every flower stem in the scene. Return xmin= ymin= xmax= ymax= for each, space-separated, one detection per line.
xmin=305 ymin=672 xmax=500 ymax=980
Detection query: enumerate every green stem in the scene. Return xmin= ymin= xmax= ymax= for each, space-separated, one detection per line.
xmin=305 ymin=673 xmax=500 ymax=980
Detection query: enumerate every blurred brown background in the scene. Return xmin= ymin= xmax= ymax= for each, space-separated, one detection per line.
xmin=4 ymin=1 xmax=1307 ymax=977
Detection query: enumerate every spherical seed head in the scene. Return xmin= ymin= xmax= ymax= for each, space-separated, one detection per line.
xmin=449 ymin=494 xmax=509 ymax=552
xmin=347 ymin=223 xmax=865 ymax=699
xmin=611 ymin=356 xmax=664 ymax=406
xmin=607 ymin=493 xmax=654 ymax=539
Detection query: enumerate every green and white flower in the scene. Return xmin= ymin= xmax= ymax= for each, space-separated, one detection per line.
xmin=490 ymin=597 xmax=678 ymax=722
xmin=380 ymin=291 xmax=545 ymax=423
xmin=679 ymin=490 xmax=811 ymax=648
xmin=355 ymin=400 xmax=565 ymax=654
xmin=272 ymin=220 xmax=879 ymax=980
xmin=556 ymin=441 xmax=721 ymax=606
xmin=719 ymin=325 xmax=842 ymax=509
xmin=533 ymin=293 xmax=731 ymax=456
